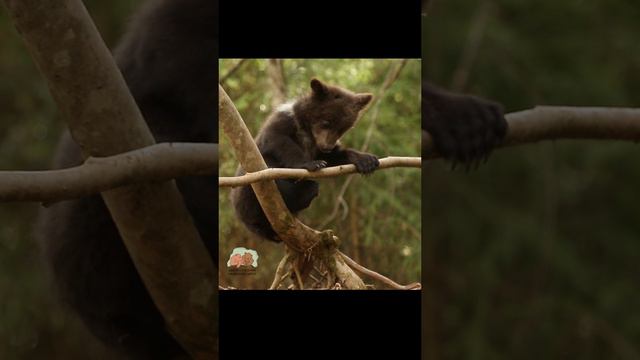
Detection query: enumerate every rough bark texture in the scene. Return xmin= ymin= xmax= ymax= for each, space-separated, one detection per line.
xmin=219 ymin=84 xmax=322 ymax=252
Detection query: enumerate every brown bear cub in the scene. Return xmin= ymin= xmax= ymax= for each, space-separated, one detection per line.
xmin=231 ymin=78 xmax=379 ymax=241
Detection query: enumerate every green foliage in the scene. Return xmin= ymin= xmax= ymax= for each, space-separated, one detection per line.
xmin=219 ymin=59 xmax=422 ymax=289
xmin=425 ymin=1 xmax=640 ymax=358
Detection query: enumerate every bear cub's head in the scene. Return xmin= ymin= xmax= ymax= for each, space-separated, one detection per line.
xmin=294 ymin=78 xmax=373 ymax=153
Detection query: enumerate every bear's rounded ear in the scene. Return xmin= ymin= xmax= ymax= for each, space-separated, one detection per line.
xmin=356 ymin=93 xmax=373 ymax=108
xmin=310 ymin=78 xmax=328 ymax=96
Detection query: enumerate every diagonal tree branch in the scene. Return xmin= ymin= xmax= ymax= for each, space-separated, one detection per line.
xmin=219 ymin=84 xmax=325 ymax=253
xmin=449 ymin=0 xmax=494 ymax=92
xmin=219 ymin=59 xmax=247 ymax=85
xmin=266 ymin=59 xmax=287 ymax=109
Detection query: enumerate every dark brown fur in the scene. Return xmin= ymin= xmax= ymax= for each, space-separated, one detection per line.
xmin=422 ymin=81 xmax=507 ymax=167
xmin=231 ymin=78 xmax=379 ymax=241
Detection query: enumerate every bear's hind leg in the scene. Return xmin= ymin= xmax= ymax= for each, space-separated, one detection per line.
xmin=276 ymin=179 xmax=319 ymax=213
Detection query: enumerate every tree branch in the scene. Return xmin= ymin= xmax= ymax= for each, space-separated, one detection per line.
xmin=0 ymin=143 xmax=217 ymax=202
xmin=220 ymin=84 xmax=367 ymax=289
xmin=219 ymin=59 xmax=247 ymax=85
xmin=423 ymin=106 xmax=640 ymax=159
xmin=266 ymin=59 xmax=287 ymax=109
xmin=339 ymin=250 xmax=422 ymax=290
xmin=219 ymin=156 xmax=420 ymax=187
xmin=449 ymin=0 xmax=494 ymax=92
xmin=219 ymin=84 xmax=324 ymax=253
xmin=2 ymin=0 xmax=217 ymax=356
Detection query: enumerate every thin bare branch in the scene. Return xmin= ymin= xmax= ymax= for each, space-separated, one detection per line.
xmin=219 ymin=156 xmax=420 ymax=187
xmin=339 ymin=250 xmax=421 ymax=290
xmin=450 ymin=0 xmax=494 ymax=92
xmin=266 ymin=59 xmax=287 ymax=109
xmin=219 ymin=59 xmax=247 ymax=85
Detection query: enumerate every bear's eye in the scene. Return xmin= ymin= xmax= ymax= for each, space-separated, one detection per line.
xmin=333 ymin=94 xmax=341 ymax=99
xmin=321 ymin=121 xmax=331 ymax=129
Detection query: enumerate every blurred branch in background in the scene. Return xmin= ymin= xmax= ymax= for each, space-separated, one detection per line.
xmin=450 ymin=0 xmax=494 ymax=92
xmin=339 ymin=250 xmax=422 ymax=290
xmin=219 ymin=58 xmax=247 ymax=86
xmin=423 ymin=106 xmax=640 ymax=158
xmin=266 ymin=59 xmax=287 ymax=108
xmin=0 ymin=143 xmax=217 ymax=202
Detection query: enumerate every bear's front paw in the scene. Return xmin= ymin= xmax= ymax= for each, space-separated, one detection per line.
xmin=300 ymin=160 xmax=327 ymax=172
xmin=353 ymin=154 xmax=379 ymax=174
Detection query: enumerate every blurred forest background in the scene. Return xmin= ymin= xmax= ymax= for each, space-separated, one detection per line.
xmin=1 ymin=1 xmax=144 ymax=358
xmin=424 ymin=0 xmax=640 ymax=359
xmin=219 ymin=59 xmax=422 ymax=289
